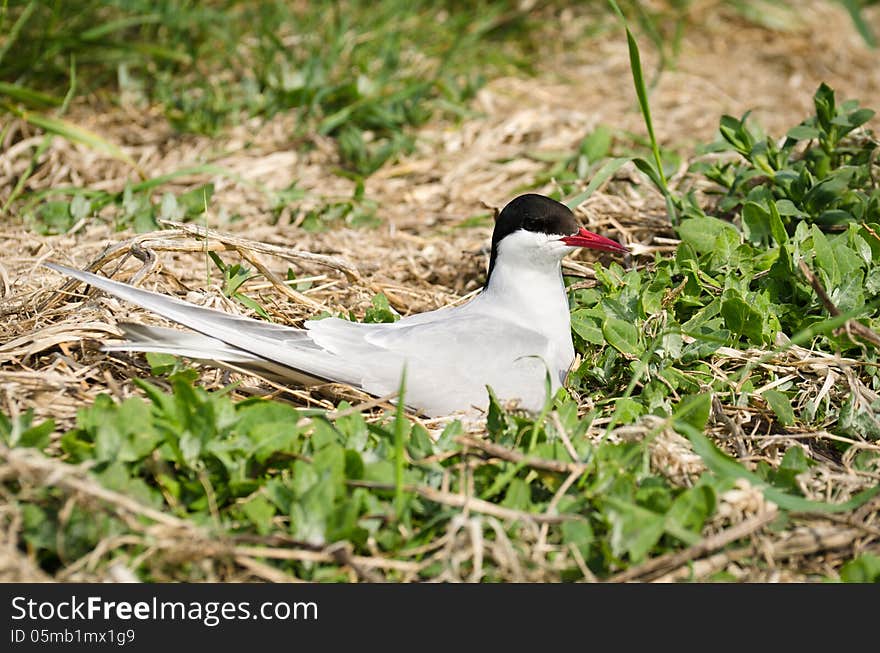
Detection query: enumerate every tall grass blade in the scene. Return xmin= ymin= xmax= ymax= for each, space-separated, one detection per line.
xmin=606 ymin=0 xmax=676 ymax=224
xmin=393 ymin=368 xmax=408 ymax=519
xmin=677 ymin=421 xmax=880 ymax=513
xmin=0 ymin=82 xmax=62 ymax=109
xmin=838 ymin=0 xmax=878 ymax=48
xmin=0 ymin=0 xmax=36 ymax=67
xmin=564 ymin=157 xmax=633 ymax=209
xmin=11 ymin=108 xmax=140 ymax=171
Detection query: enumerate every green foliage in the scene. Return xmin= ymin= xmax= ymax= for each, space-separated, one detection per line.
xmin=207 ymin=252 xmax=271 ymax=319
xmin=565 ymin=81 xmax=880 ymax=444
xmin=839 ymin=553 xmax=880 ymax=582
xmin=2 ymin=380 xmax=732 ymax=579
xmin=362 ymin=293 xmax=400 ymax=324
xmin=0 ymin=409 xmax=54 ymax=449
xmin=22 ymin=172 xmax=217 ymax=234
xmin=700 ymin=84 xmax=878 ymax=230
xmin=0 ymin=0 xmax=536 ymax=177
xmin=5 ymin=0 xmax=880 ymax=583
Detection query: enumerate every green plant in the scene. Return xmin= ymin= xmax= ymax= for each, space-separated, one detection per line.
xmin=0 ymin=1 xmax=534 ymax=178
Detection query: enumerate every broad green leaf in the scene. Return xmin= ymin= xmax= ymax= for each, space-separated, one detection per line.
xmin=763 ymin=389 xmax=795 ymax=426
xmin=665 ymin=485 xmax=715 ymax=541
xmin=240 ymin=496 xmax=276 ymax=535
xmin=811 ymin=225 xmax=839 ymax=285
xmin=363 ymin=292 xmax=399 ymax=323
xmin=673 ymin=393 xmax=712 ymax=431
xmin=602 ymin=317 xmax=640 ymax=355
xmin=742 ymin=201 xmax=772 ymax=246
xmin=604 ymin=496 xmax=665 ymax=563
xmin=720 ymin=291 xmax=766 ymax=343
xmin=613 ymin=397 xmax=645 ymax=424
xmin=677 ymin=216 xmax=739 ymax=254
xmin=571 ymin=310 xmax=604 ymax=345
xmin=786 ymin=125 xmax=820 ymax=141
xmin=561 ymin=520 xmax=594 ymax=558
xmin=768 ymin=201 xmax=789 ymax=245
xmin=839 ymin=554 xmax=880 ymax=583
xmin=1 ymin=409 xmax=54 ymax=449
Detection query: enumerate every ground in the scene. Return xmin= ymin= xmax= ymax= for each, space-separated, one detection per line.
xmin=1 ymin=1 xmax=879 ymax=582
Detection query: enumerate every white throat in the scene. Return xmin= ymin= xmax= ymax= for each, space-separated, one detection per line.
xmin=473 ymin=230 xmax=576 ymax=370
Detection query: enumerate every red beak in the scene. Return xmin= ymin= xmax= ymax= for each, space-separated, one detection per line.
xmin=559 ymin=227 xmax=628 ymax=253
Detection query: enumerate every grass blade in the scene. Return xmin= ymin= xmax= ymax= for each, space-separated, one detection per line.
xmin=838 ymin=0 xmax=877 ymax=48
xmin=606 ymin=0 xmax=674 ymax=223
xmin=9 ymin=106 xmax=140 ymax=171
xmin=0 ymin=82 xmax=62 ymax=109
xmin=564 ymin=156 xmax=633 ymax=209
xmin=393 ymin=368 xmax=408 ymax=518
xmin=0 ymin=0 xmax=36 ymax=67
xmin=676 ymin=421 xmax=880 ymax=513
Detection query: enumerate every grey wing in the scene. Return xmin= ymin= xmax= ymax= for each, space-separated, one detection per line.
xmin=103 ymin=323 xmax=324 ymax=385
xmin=308 ymin=312 xmax=558 ymax=414
xmin=45 ymin=263 xmax=368 ymax=387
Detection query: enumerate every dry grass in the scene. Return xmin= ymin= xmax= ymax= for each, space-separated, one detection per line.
xmin=1 ymin=1 xmax=879 ymax=582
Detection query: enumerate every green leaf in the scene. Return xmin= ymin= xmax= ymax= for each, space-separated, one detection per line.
xmin=768 ymin=201 xmax=789 ymax=245
xmin=632 ymin=157 xmax=667 ymax=196
xmin=665 ymin=485 xmax=715 ymax=542
xmin=604 ymin=496 xmax=666 ymax=563
xmin=570 ymin=310 xmax=604 ymax=345
xmin=561 ymin=520 xmax=594 ymax=558
xmin=0 ymin=409 xmax=54 ymax=449
xmin=605 ymin=0 xmax=667 ymax=201
xmin=763 ymin=389 xmax=795 ymax=426
xmin=676 ymin=421 xmax=880 ymax=513
xmin=719 ymin=113 xmax=755 ymax=155
xmin=363 ymin=292 xmax=399 ymax=324
xmin=770 ymin=446 xmax=811 ymax=494
xmin=786 ymin=125 xmax=820 ymax=141
xmin=673 ymin=393 xmax=712 ymax=431
xmin=720 ymin=291 xmax=766 ymax=343
xmin=501 ymin=478 xmax=532 ymax=511
xmin=677 ymin=216 xmax=739 ymax=254
xmin=241 ymin=496 xmax=275 ymax=535
xmin=145 ymin=352 xmax=179 ymax=375
xmin=741 ymin=202 xmax=772 ymax=246
xmin=839 ymin=554 xmax=880 ymax=583
xmin=602 ymin=317 xmax=640 ymax=356
xmin=0 ymin=81 xmax=63 ymax=108
xmin=177 ymin=183 xmax=214 ymax=217
xmin=613 ymin=397 xmax=645 ymax=424
xmin=811 ymin=225 xmax=840 ymax=285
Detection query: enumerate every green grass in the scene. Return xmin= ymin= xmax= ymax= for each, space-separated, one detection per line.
xmin=1 ymin=0 xmax=539 ymax=177
xmin=1 ymin=0 xmax=549 ymax=230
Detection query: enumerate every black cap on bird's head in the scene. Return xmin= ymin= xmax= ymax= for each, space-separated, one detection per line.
xmin=486 ymin=193 xmax=628 ymax=281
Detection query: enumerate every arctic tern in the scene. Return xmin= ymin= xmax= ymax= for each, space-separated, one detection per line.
xmin=46 ymin=194 xmax=627 ymax=416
